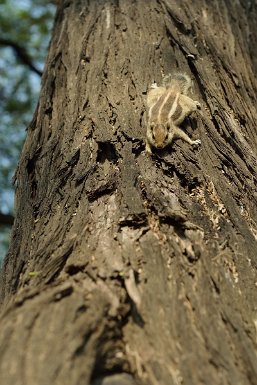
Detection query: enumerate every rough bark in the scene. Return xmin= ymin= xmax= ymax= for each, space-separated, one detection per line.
xmin=1 ymin=1 xmax=257 ymax=385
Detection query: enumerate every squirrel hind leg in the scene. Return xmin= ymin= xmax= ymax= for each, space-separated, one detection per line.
xmin=179 ymin=94 xmax=200 ymax=110
xmin=145 ymin=139 xmax=152 ymax=154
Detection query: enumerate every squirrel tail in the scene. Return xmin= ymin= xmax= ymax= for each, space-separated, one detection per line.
xmin=162 ymin=72 xmax=192 ymax=94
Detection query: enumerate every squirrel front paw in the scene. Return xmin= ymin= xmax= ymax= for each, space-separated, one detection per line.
xmin=192 ymin=139 xmax=201 ymax=146
xmin=145 ymin=141 xmax=152 ymax=154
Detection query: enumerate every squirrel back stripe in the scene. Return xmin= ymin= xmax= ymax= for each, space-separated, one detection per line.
xmin=149 ymin=91 xmax=172 ymax=121
xmin=171 ymin=103 xmax=183 ymax=122
xmin=167 ymin=92 xmax=179 ymax=121
xmin=149 ymin=90 xmax=179 ymax=124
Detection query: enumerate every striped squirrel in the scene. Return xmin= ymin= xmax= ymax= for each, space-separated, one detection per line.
xmin=146 ymin=73 xmax=201 ymax=153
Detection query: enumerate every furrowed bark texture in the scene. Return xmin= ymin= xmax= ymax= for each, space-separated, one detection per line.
xmin=1 ymin=1 xmax=257 ymax=384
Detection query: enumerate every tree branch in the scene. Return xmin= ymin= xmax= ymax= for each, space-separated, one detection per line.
xmin=0 ymin=38 xmax=43 ymax=77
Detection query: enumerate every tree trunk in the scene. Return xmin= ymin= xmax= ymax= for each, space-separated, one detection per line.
xmin=1 ymin=1 xmax=257 ymax=384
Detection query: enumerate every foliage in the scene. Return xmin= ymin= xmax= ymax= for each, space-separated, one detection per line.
xmin=0 ymin=0 xmax=55 ymax=261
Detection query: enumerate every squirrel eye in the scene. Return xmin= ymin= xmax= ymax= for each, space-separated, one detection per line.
xmin=165 ymin=133 xmax=169 ymax=140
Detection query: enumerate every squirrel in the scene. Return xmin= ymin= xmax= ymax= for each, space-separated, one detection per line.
xmin=146 ymin=72 xmax=201 ymax=153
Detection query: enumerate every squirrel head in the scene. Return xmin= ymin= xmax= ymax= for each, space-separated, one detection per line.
xmin=148 ymin=122 xmax=171 ymax=149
